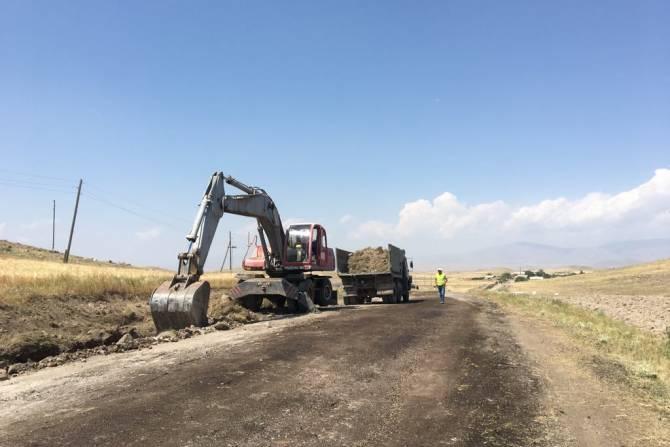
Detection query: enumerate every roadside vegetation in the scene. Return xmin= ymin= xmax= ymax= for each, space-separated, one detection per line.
xmin=478 ymin=288 xmax=670 ymax=413
xmin=0 ymin=257 xmax=236 ymax=305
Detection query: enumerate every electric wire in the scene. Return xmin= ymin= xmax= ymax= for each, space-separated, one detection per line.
xmin=0 ymin=168 xmax=73 ymax=183
xmin=81 ymin=190 xmax=186 ymax=232
xmin=84 ymin=182 xmax=191 ymax=227
xmin=0 ymin=180 xmax=78 ymax=194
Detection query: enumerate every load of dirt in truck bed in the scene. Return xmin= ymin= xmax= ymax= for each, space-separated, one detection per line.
xmin=348 ymin=246 xmax=390 ymax=274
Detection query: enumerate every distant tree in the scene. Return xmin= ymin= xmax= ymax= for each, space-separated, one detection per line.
xmin=524 ymin=270 xmax=535 ymax=277
xmin=514 ymin=276 xmax=528 ymax=282
xmin=499 ymin=272 xmax=513 ymax=282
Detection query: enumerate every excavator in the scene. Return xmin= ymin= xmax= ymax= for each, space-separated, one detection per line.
xmin=149 ymin=172 xmax=336 ymax=332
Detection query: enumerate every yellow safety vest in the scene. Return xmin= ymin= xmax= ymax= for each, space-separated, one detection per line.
xmin=435 ymin=273 xmax=447 ymax=286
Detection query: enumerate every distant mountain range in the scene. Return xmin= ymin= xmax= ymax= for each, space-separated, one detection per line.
xmin=440 ymin=239 xmax=670 ymax=270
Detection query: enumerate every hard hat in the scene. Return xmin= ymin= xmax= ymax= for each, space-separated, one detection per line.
xmin=437 ymin=267 xmax=443 ymax=271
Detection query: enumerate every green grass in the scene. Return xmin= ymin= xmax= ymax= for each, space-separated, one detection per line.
xmin=482 ymin=291 xmax=670 ymax=409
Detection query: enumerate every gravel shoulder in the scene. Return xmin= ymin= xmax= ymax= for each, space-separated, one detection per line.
xmin=508 ymin=310 xmax=670 ymax=446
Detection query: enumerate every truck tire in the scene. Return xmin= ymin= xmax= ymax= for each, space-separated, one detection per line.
xmin=316 ymin=278 xmax=333 ymax=306
xmin=391 ymin=280 xmax=402 ymax=304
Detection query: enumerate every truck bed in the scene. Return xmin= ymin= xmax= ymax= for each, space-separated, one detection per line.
xmin=336 ymin=245 xmax=410 ymax=304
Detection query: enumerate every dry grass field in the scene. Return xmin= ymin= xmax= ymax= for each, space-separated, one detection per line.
xmin=0 ymin=257 xmax=237 ymax=306
xmin=0 ymin=242 xmax=237 ymax=365
xmin=411 ymin=270 xmax=499 ymax=293
xmin=479 ymin=259 xmax=670 ymax=413
xmin=507 ymin=259 xmax=670 ymax=334
xmin=511 ymin=259 xmax=670 ymax=297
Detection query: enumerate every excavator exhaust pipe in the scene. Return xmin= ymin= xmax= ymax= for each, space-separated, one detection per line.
xmin=149 ymin=280 xmax=210 ymax=333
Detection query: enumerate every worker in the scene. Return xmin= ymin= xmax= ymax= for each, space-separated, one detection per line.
xmin=295 ymin=242 xmax=304 ymax=262
xmin=434 ymin=268 xmax=448 ymax=304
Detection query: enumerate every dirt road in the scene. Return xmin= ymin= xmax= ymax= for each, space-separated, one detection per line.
xmin=3 ymin=293 xmax=660 ymax=446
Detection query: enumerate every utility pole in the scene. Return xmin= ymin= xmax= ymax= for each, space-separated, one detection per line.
xmin=219 ymin=231 xmax=237 ymax=272
xmin=228 ymin=231 xmax=237 ymax=271
xmin=51 ymin=199 xmax=56 ymax=251
xmin=64 ymin=179 xmax=82 ymax=263
xmin=220 ymin=246 xmax=229 ymax=272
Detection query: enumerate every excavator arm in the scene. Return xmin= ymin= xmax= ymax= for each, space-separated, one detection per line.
xmin=149 ymin=172 xmax=287 ymax=331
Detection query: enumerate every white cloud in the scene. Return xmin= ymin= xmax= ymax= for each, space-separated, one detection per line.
xmin=506 ymin=168 xmax=670 ymax=230
xmin=352 ymin=169 xmax=670 ymax=248
xmin=136 ymin=226 xmax=162 ymax=241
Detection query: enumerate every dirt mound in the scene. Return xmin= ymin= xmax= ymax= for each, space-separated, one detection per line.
xmin=349 ymin=247 xmax=390 ymax=274
xmin=209 ymin=295 xmax=263 ymax=325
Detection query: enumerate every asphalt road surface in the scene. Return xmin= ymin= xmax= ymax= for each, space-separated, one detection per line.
xmin=2 ymin=294 xmax=547 ymax=447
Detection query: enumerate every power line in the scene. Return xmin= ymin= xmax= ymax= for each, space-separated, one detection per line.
xmin=0 ymin=176 xmax=78 ymax=189
xmin=84 ymin=182 xmax=191 ymax=227
xmin=81 ymin=190 xmax=185 ymax=232
xmin=0 ymin=180 xmax=77 ymax=194
xmin=0 ymin=168 xmax=73 ymax=183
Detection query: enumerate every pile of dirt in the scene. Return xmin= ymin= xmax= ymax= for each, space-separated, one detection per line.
xmin=0 ymin=291 xmax=261 ymax=369
xmin=208 ymin=295 xmax=264 ymax=325
xmin=348 ymin=247 xmax=390 ymax=274
xmin=0 ymin=294 xmax=155 ymax=367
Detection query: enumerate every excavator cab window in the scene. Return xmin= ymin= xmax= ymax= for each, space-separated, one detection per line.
xmin=311 ymin=227 xmax=319 ymax=262
xmin=286 ymin=225 xmax=310 ymax=262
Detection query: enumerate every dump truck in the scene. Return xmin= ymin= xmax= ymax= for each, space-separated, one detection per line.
xmin=336 ymin=244 xmax=412 ymax=305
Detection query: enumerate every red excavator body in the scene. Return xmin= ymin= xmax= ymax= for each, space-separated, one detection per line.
xmin=243 ymin=223 xmax=335 ymax=272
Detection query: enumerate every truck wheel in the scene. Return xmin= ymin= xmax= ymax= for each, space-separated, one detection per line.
xmin=391 ymin=280 xmax=401 ymax=304
xmin=402 ymin=289 xmax=410 ymax=303
xmin=316 ymin=278 xmax=333 ymax=306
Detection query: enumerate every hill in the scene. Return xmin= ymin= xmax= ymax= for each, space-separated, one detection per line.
xmin=443 ymin=239 xmax=670 ymax=269
xmin=0 ymin=239 xmax=131 ymax=266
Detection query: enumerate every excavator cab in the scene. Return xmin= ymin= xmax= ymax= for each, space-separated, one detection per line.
xmin=285 ymin=224 xmax=334 ymax=271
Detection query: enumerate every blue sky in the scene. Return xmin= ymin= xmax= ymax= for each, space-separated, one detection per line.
xmin=1 ymin=1 xmax=669 ymax=269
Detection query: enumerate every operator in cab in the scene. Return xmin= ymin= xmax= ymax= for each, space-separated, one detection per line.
xmin=434 ymin=268 xmax=448 ymax=304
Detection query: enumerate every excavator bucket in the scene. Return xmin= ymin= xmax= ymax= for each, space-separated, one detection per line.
xmin=149 ymin=280 xmax=210 ymax=332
